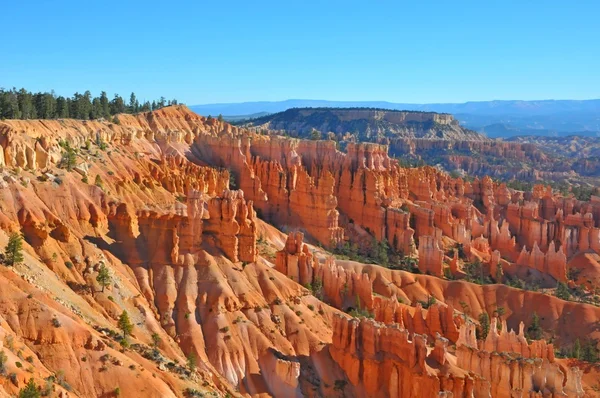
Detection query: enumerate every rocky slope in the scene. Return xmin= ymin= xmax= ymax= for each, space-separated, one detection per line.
xmin=390 ymin=137 xmax=600 ymax=189
xmin=238 ymin=107 xmax=485 ymax=141
xmin=0 ymin=105 xmax=599 ymax=397
xmin=234 ymin=107 xmax=600 ymax=189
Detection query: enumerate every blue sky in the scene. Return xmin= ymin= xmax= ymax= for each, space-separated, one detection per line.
xmin=1 ymin=0 xmax=598 ymax=104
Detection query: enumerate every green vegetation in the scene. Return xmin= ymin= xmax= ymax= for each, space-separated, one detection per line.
xmin=477 ymin=313 xmax=490 ymax=340
xmin=463 ymin=259 xmax=493 ymax=285
xmin=332 ymin=237 xmax=400 ymax=270
xmin=4 ymin=232 xmax=24 ymax=266
xmin=0 ymin=350 xmax=7 ymax=375
xmin=304 ymin=277 xmax=323 ymax=300
xmin=555 ymin=281 xmax=572 ymax=301
xmin=59 ymin=141 xmax=77 ymax=171
xmin=94 ymin=174 xmax=104 ymax=188
xmin=505 ymin=179 xmax=597 ymax=201
xmin=96 ymin=264 xmax=111 ymax=292
xmin=0 ymin=88 xmax=178 ymax=120
xmin=334 ymin=379 xmax=348 ymax=392
xmin=526 ymin=312 xmax=543 ymax=340
xmin=418 ymin=295 xmax=437 ymax=309
xmin=554 ymin=337 xmax=600 ymax=363
xmin=187 ymin=352 xmax=197 ymax=372
xmin=228 ymin=171 xmax=237 ymax=189
xmin=494 ymin=306 xmax=506 ymax=318
xmin=347 ymin=295 xmax=374 ymax=318
xmin=502 ymin=274 xmax=540 ymax=291
xmin=117 ymin=310 xmax=134 ymax=338
xmin=151 ymin=333 xmax=161 ymax=349
xmin=18 ymin=378 xmax=41 ymax=398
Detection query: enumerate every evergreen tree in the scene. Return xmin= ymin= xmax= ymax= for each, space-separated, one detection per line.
xmin=91 ymin=97 xmax=102 ymax=119
xmin=65 ymin=98 xmax=73 ymax=118
xmin=55 ymin=96 xmax=68 ymax=118
xmin=110 ymin=94 xmax=126 ymax=114
xmin=117 ymin=310 xmax=134 ymax=338
xmin=0 ymin=89 xmax=20 ymax=119
xmin=96 ymin=264 xmax=111 ymax=292
xmin=572 ymin=338 xmax=581 ymax=359
xmin=129 ymin=92 xmax=137 ymax=113
xmin=99 ymin=91 xmax=110 ymax=118
xmin=495 ymin=306 xmax=506 ymax=319
xmin=555 ymin=281 xmax=571 ymax=301
xmin=582 ymin=339 xmax=600 ymax=362
xmin=81 ymin=90 xmax=93 ymax=119
xmin=151 ymin=333 xmax=161 ymax=348
xmin=18 ymin=378 xmax=41 ymax=398
xmin=477 ymin=312 xmax=491 ymax=340
xmin=187 ymin=352 xmax=197 ymax=371
xmin=60 ymin=142 xmax=77 ymax=171
xmin=0 ymin=349 xmax=7 ymax=374
xmin=95 ymin=174 xmax=103 ymax=188
xmin=4 ymin=232 xmax=24 ymax=266
xmin=526 ymin=312 xmax=543 ymax=340
xmin=71 ymin=92 xmax=82 ymax=119
xmin=495 ymin=262 xmax=503 ymax=282
xmin=0 ymin=88 xmax=177 ymax=120
xmin=17 ymin=89 xmax=35 ymax=119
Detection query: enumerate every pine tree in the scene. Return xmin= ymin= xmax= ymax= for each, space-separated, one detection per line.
xmin=17 ymin=89 xmax=35 ymax=119
xmin=0 ymin=349 xmax=7 ymax=374
xmin=495 ymin=306 xmax=506 ymax=319
xmin=99 ymin=91 xmax=110 ymax=118
xmin=56 ymin=96 xmax=68 ymax=118
xmin=96 ymin=264 xmax=111 ymax=292
xmin=151 ymin=333 xmax=161 ymax=348
xmin=60 ymin=142 xmax=77 ymax=171
xmin=91 ymin=97 xmax=102 ymax=119
xmin=117 ymin=310 xmax=134 ymax=338
xmin=18 ymin=378 xmax=41 ymax=398
xmin=572 ymin=338 xmax=581 ymax=359
xmin=526 ymin=312 xmax=543 ymax=340
xmin=4 ymin=232 xmax=24 ymax=266
xmin=477 ymin=312 xmax=490 ymax=340
xmin=129 ymin=92 xmax=137 ymax=114
xmin=555 ymin=281 xmax=571 ymax=301
xmin=110 ymin=94 xmax=125 ymax=114
xmin=94 ymin=174 xmax=104 ymax=188
xmin=187 ymin=352 xmax=197 ymax=371
xmin=495 ymin=262 xmax=503 ymax=282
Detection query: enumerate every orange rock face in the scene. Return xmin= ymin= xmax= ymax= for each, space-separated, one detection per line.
xmin=0 ymin=105 xmax=599 ymax=397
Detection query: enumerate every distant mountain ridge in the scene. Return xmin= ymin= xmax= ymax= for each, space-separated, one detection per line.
xmin=237 ymin=107 xmax=485 ymax=141
xmin=190 ymin=99 xmax=600 ymax=137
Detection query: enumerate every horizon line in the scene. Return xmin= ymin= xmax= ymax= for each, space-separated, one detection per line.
xmin=191 ymin=97 xmax=600 ymax=106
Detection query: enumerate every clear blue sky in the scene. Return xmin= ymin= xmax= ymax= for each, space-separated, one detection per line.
xmin=1 ymin=0 xmax=598 ymax=104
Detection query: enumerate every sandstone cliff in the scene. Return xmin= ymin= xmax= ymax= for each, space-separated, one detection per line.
xmin=1 ymin=105 xmax=600 ymax=397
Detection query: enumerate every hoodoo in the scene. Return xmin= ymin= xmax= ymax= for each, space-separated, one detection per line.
xmin=0 ymin=104 xmax=597 ymax=397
